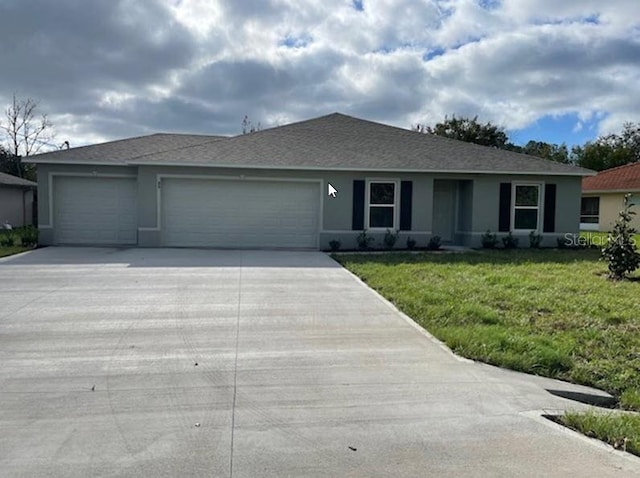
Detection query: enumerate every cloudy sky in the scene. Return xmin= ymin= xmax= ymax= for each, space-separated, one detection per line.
xmin=0 ymin=0 xmax=639 ymax=150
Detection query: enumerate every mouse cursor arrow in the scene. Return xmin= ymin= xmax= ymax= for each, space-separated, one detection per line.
xmin=328 ymin=183 xmax=338 ymax=198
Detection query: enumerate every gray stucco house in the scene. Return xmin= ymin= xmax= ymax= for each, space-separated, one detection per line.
xmin=0 ymin=171 xmax=36 ymax=227
xmin=26 ymin=113 xmax=593 ymax=249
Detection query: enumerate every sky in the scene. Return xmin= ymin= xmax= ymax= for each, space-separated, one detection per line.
xmin=0 ymin=0 xmax=639 ymax=150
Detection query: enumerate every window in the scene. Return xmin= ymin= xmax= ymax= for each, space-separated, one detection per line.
xmin=368 ymin=181 xmax=397 ymax=229
xmin=513 ymin=184 xmax=540 ymax=230
xmin=580 ymin=197 xmax=600 ymax=224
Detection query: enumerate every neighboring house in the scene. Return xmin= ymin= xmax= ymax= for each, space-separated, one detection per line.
xmin=25 ymin=113 xmax=593 ymax=249
xmin=581 ymin=162 xmax=640 ymax=232
xmin=0 ymin=171 xmax=37 ymax=227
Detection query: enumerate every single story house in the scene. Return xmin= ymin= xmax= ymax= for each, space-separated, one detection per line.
xmin=26 ymin=113 xmax=593 ymax=249
xmin=581 ymin=161 xmax=640 ymax=231
xmin=0 ymin=171 xmax=36 ymax=227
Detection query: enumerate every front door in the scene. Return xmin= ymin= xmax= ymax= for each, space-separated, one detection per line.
xmin=432 ymin=180 xmax=456 ymax=242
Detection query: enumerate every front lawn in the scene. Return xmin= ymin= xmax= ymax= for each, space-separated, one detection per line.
xmin=335 ymin=249 xmax=640 ymax=454
xmin=0 ymin=246 xmax=33 ymax=258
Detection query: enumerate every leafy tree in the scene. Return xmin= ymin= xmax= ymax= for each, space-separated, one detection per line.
xmin=0 ymin=95 xmax=55 ymax=180
xmin=601 ymin=194 xmax=640 ymax=280
xmin=520 ymin=140 xmax=570 ymax=164
xmin=416 ymin=115 xmax=508 ymax=148
xmin=572 ymin=123 xmax=640 ymax=171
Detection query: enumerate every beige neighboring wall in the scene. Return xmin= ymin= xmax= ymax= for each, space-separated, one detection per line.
xmin=584 ymin=192 xmax=640 ymax=231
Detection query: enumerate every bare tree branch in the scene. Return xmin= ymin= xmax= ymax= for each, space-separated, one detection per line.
xmin=0 ymin=94 xmax=55 ymax=179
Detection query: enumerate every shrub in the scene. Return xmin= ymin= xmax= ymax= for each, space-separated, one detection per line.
xmin=0 ymin=231 xmax=18 ymax=247
xmin=557 ymin=237 xmax=568 ymax=249
xmin=328 ymin=239 xmax=341 ymax=252
xmin=406 ymin=236 xmax=417 ymax=250
xmin=502 ymin=232 xmax=519 ymax=249
xmin=481 ymin=230 xmax=498 ymax=249
xmin=356 ymin=230 xmax=374 ymax=250
xmin=601 ymin=194 xmax=640 ymax=280
xmin=426 ymin=235 xmax=441 ymax=251
xmin=383 ymin=229 xmax=398 ymax=250
xmin=19 ymin=226 xmax=38 ymax=247
xmin=529 ymin=231 xmax=543 ymax=249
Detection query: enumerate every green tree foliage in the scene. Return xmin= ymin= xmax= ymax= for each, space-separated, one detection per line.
xmin=571 ymin=123 xmax=640 ymax=171
xmin=601 ymin=194 xmax=640 ymax=280
xmin=520 ymin=140 xmax=570 ymax=164
xmin=416 ymin=115 xmax=508 ymax=148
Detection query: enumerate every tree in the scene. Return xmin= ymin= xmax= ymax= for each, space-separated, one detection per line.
xmin=415 ymin=115 xmax=508 ymax=148
xmin=520 ymin=140 xmax=570 ymax=164
xmin=241 ymin=115 xmax=261 ymax=134
xmin=601 ymin=194 xmax=640 ymax=280
xmin=572 ymin=123 xmax=640 ymax=171
xmin=0 ymin=95 xmax=55 ymax=180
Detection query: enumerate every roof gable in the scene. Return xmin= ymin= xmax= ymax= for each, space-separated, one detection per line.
xmin=582 ymin=161 xmax=640 ymax=192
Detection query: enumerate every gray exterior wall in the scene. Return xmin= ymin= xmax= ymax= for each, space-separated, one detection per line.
xmin=0 ymin=186 xmax=33 ymax=227
xmin=36 ymin=163 xmax=582 ymax=249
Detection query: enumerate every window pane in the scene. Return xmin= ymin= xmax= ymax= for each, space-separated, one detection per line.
xmin=581 ymin=197 xmax=600 ymax=215
xmin=515 ymin=185 xmax=539 ymax=206
xmin=369 ymin=206 xmax=394 ymax=228
xmin=514 ymin=209 xmax=538 ymax=230
xmin=370 ymin=183 xmax=395 ymax=205
xmin=580 ymin=216 xmax=599 ymax=224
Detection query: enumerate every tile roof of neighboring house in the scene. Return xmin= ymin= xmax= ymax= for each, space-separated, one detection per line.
xmin=582 ymin=161 xmax=640 ymax=192
xmin=26 ymin=113 xmax=594 ymax=176
xmin=0 ymin=171 xmax=37 ymax=188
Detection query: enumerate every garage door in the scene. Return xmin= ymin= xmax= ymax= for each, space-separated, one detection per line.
xmin=53 ymin=176 xmax=137 ymax=245
xmin=161 ymin=178 xmax=320 ymax=249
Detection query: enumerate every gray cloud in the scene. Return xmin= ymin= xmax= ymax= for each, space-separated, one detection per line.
xmin=0 ymin=0 xmax=638 ymax=146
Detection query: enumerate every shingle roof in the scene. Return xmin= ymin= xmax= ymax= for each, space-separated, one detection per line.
xmin=25 ymin=133 xmax=224 ymax=165
xmin=0 ymin=171 xmax=37 ymax=188
xmin=583 ymin=161 xmax=640 ymax=192
xmin=26 ymin=113 xmax=593 ymax=176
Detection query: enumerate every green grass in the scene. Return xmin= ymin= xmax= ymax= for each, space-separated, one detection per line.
xmin=580 ymin=231 xmax=640 ymax=247
xmin=0 ymin=246 xmax=33 ymax=258
xmin=335 ymin=249 xmax=640 ymax=406
xmin=561 ymin=411 xmax=640 ymax=456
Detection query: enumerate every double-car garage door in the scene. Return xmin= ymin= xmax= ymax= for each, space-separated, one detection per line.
xmin=161 ymin=178 xmax=319 ymax=249
xmin=52 ymin=176 xmax=319 ymax=249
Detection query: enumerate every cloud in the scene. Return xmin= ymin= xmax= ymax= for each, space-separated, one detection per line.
xmin=0 ymin=0 xmax=638 ymax=147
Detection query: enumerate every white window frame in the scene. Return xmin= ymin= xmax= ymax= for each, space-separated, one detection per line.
xmin=511 ymin=182 xmax=542 ymax=232
xmin=365 ymin=179 xmax=399 ymax=230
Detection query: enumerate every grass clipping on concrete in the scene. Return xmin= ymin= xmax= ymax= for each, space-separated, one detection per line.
xmin=336 ymin=249 xmax=640 ymax=453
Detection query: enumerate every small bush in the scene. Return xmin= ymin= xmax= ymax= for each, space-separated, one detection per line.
xmin=481 ymin=230 xmax=499 ymax=249
xmin=406 ymin=236 xmax=416 ymax=250
xmin=328 ymin=239 xmax=341 ymax=252
xmin=426 ymin=235 xmax=441 ymax=251
xmin=601 ymin=194 xmax=640 ymax=280
xmin=19 ymin=226 xmax=38 ymax=247
xmin=0 ymin=231 xmax=18 ymax=247
xmin=356 ymin=230 xmax=374 ymax=250
xmin=383 ymin=229 xmax=398 ymax=250
xmin=502 ymin=232 xmax=519 ymax=249
xmin=529 ymin=231 xmax=543 ymax=249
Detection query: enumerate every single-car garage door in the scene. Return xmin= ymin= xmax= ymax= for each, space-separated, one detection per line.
xmin=53 ymin=176 xmax=137 ymax=245
xmin=161 ymin=178 xmax=320 ymax=249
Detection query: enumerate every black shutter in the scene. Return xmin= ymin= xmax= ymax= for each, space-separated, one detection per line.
xmin=352 ymin=180 xmax=365 ymax=230
xmin=498 ymin=183 xmax=511 ymax=232
xmin=543 ymin=184 xmax=556 ymax=233
xmin=399 ymin=181 xmax=413 ymax=231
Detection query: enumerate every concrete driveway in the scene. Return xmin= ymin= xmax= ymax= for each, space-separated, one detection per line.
xmin=0 ymin=247 xmax=638 ymax=477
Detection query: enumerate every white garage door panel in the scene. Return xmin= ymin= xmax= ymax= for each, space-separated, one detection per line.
xmin=54 ymin=177 xmax=137 ymax=245
xmin=162 ymin=179 xmax=319 ymax=248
